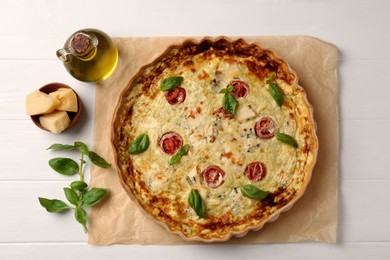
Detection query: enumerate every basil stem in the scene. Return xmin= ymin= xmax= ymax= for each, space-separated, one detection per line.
xmin=49 ymin=157 xmax=79 ymax=176
xmin=276 ymin=133 xmax=298 ymax=148
xmin=266 ymin=76 xmax=284 ymax=107
xmin=169 ymin=144 xmax=190 ymax=165
xmin=188 ymin=189 xmax=206 ymax=218
xmin=240 ymin=185 xmax=268 ymax=200
xmin=128 ymin=133 xmax=150 ymax=155
xmin=160 ymin=76 xmax=184 ymax=91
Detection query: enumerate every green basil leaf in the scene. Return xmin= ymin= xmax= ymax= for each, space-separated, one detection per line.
xmin=81 ymin=188 xmax=109 ymax=207
xmin=219 ymin=85 xmax=235 ymax=94
xmin=160 ymin=76 xmax=184 ymax=91
xmin=63 ymin=187 xmax=79 ymax=205
xmin=265 ymin=74 xmax=275 ymax=85
xmin=268 ymin=81 xmax=284 ymax=107
xmin=75 ymin=206 xmax=87 ymax=232
xmin=48 ymin=157 xmax=79 ymax=175
xmin=226 ymin=85 xmax=235 ymax=92
xmin=240 ymin=185 xmax=269 ymax=200
xmin=70 ymin=181 xmax=88 ymax=191
xmin=169 ymin=144 xmax=190 ymax=165
xmin=128 ymin=133 xmax=150 ymax=155
xmin=222 ymin=92 xmax=238 ymax=115
xmin=88 ymin=151 xmax=111 ymax=168
xmin=47 ymin=144 xmax=75 ymax=151
xmin=188 ymin=189 xmax=206 ymax=218
xmin=276 ymin=133 xmax=298 ymax=148
xmin=74 ymin=141 xmax=89 ymax=155
xmin=38 ymin=197 xmax=70 ymax=213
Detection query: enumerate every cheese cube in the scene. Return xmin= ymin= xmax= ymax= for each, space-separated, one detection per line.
xmin=26 ymin=90 xmax=60 ymax=115
xmin=49 ymin=88 xmax=78 ymax=112
xmin=39 ymin=111 xmax=70 ymax=134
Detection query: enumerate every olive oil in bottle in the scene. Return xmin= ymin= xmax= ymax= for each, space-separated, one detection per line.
xmin=57 ymin=28 xmax=118 ymax=82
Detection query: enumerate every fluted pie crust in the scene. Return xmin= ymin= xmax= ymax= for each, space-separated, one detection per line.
xmin=111 ymin=37 xmax=318 ymax=242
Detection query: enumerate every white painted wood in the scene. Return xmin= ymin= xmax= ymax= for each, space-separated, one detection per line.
xmin=0 ymin=243 xmax=390 ymax=260
xmin=1 ymin=0 xmax=390 ymax=258
xmin=0 ymin=0 xmax=389 ymax=60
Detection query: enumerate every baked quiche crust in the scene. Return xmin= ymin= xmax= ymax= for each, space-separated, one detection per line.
xmin=111 ymin=37 xmax=318 ymax=242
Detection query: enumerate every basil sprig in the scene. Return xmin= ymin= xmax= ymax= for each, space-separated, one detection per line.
xmin=39 ymin=141 xmax=111 ymax=233
xmin=240 ymin=184 xmax=269 ymax=200
xmin=188 ymin=188 xmax=206 ymax=218
xmin=266 ymin=75 xmax=284 ymax=107
xmin=128 ymin=133 xmax=150 ymax=155
xmin=276 ymin=133 xmax=298 ymax=148
xmin=169 ymin=144 xmax=190 ymax=165
xmin=160 ymin=76 xmax=184 ymax=91
xmin=219 ymin=86 xmax=238 ymax=115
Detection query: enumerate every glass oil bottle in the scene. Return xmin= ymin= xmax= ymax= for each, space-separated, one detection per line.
xmin=57 ymin=28 xmax=118 ymax=82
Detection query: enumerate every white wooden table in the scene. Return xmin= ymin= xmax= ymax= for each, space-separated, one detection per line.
xmin=1 ymin=0 xmax=389 ymax=259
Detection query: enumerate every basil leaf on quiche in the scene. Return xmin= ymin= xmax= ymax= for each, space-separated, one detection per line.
xmin=169 ymin=144 xmax=190 ymax=165
xmin=276 ymin=133 xmax=298 ymax=148
xmin=266 ymin=75 xmax=284 ymax=107
xmin=188 ymin=188 xmax=206 ymax=218
xmin=222 ymin=92 xmax=238 ymax=115
xmin=240 ymin=185 xmax=268 ymax=200
xmin=128 ymin=133 xmax=150 ymax=155
xmin=160 ymin=76 xmax=184 ymax=91
xmin=219 ymin=85 xmax=235 ymax=94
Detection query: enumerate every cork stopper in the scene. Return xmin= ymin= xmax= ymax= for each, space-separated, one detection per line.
xmin=70 ymin=33 xmax=91 ymax=54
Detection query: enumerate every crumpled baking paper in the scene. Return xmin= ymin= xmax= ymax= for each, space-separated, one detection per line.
xmin=88 ymin=36 xmax=338 ymax=245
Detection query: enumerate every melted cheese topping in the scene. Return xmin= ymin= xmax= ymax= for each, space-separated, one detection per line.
xmin=113 ymin=39 xmax=318 ymax=241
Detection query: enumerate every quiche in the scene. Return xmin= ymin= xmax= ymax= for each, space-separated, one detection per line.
xmin=111 ymin=37 xmax=318 ymax=242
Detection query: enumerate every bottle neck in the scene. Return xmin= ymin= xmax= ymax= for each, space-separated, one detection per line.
xmin=69 ymin=31 xmax=98 ymax=60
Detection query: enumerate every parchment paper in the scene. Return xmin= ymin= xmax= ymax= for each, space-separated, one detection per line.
xmin=88 ymin=36 xmax=338 ymax=245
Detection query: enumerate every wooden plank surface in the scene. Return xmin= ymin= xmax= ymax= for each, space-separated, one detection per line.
xmin=1 ymin=0 xmax=389 ymax=259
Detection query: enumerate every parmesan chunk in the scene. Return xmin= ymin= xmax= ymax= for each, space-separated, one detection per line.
xmin=49 ymin=88 xmax=78 ymax=112
xmin=39 ymin=111 xmax=70 ymax=134
xmin=26 ymin=90 xmax=60 ymax=115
